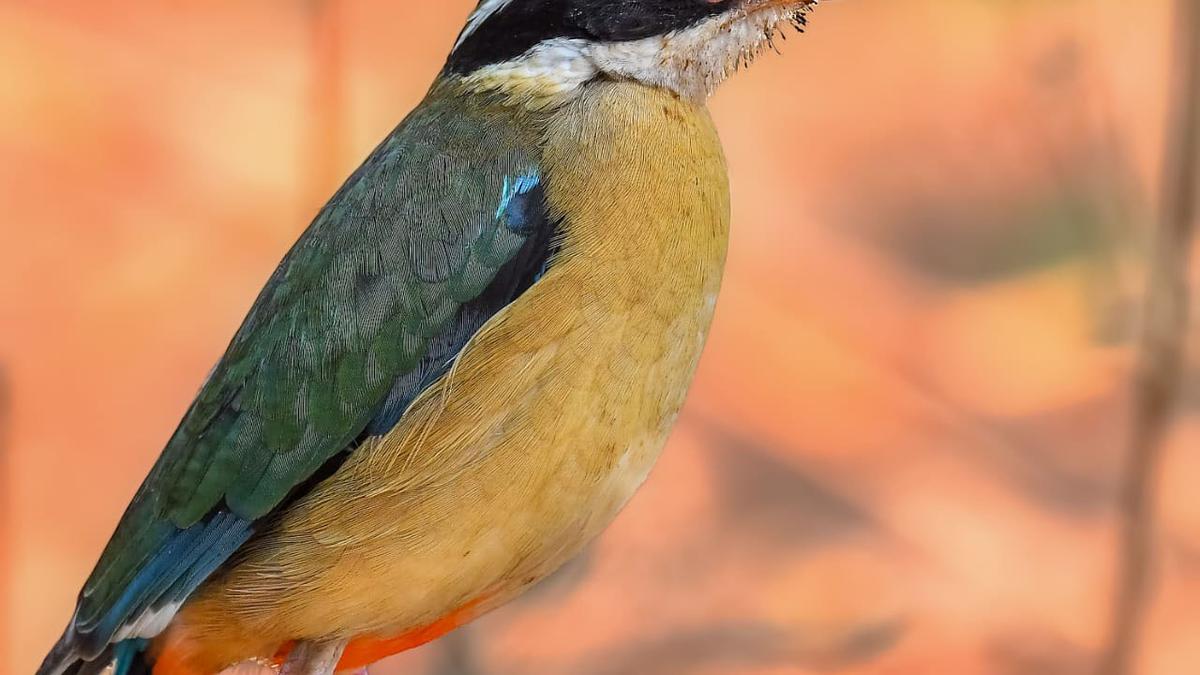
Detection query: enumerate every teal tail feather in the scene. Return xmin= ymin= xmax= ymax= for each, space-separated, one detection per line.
xmin=39 ymin=639 xmax=151 ymax=675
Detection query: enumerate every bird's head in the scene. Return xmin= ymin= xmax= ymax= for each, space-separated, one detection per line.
xmin=446 ymin=0 xmax=818 ymax=106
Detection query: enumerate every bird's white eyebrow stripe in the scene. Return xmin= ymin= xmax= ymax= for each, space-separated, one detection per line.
xmin=454 ymin=0 xmax=517 ymax=50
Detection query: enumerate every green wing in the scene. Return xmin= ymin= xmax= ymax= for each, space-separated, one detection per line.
xmin=49 ymin=86 xmax=551 ymax=667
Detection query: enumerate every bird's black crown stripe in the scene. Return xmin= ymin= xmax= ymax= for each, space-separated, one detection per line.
xmin=447 ymin=0 xmax=734 ymax=74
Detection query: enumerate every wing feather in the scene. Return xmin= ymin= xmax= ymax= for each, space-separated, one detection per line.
xmin=40 ymin=87 xmax=554 ymax=673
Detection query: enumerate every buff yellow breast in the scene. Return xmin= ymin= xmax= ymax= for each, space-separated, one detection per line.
xmin=155 ymin=81 xmax=730 ymax=674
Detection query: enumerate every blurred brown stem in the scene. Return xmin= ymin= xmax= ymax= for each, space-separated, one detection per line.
xmin=305 ymin=0 xmax=346 ymax=213
xmin=1100 ymin=0 xmax=1200 ymax=673
xmin=0 ymin=368 xmax=11 ymax=668
xmin=432 ymin=627 xmax=482 ymax=675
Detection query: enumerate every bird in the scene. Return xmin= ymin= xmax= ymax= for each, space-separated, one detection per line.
xmin=39 ymin=1 xmax=819 ymax=674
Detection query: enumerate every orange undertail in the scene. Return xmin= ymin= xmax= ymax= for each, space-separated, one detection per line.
xmin=152 ymin=599 xmax=484 ymax=675
xmin=275 ymin=599 xmax=485 ymax=673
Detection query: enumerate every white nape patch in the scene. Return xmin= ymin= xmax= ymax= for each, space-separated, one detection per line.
xmin=113 ymin=601 xmax=182 ymax=641
xmin=454 ymin=0 xmax=516 ymax=50
xmin=461 ymin=4 xmax=812 ymax=105
xmin=463 ymin=38 xmax=599 ymax=108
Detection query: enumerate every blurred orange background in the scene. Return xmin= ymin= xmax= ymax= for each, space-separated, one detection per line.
xmin=2 ymin=1 xmax=1198 ymax=674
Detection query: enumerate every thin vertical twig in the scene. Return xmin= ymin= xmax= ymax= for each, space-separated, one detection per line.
xmin=432 ymin=627 xmax=482 ymax=675
xmin=1100 ymin=0 xmax=1200 ymax=672
xmin=305 ymin=0 xmax=347 ymax=214
xmin=0 ymin=367 xmax=11 ymax=671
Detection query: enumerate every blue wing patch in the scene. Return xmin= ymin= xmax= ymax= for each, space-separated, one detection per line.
xmin=497 ymin=171 xmax=543 ymax=236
